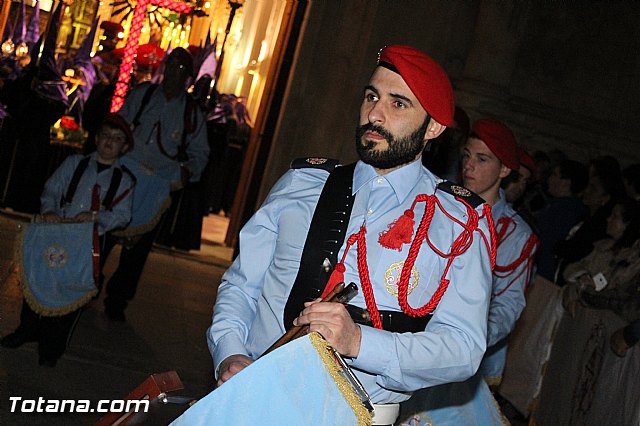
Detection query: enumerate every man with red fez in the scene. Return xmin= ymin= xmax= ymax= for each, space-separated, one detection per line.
xmin=101 ymin=47 xmax=209 ymax=321
xmin=398 ymin=119 xmax=538 ymax=424
xmin=208 ymin=45 xmax=495 ymax=424
xmin=133 ymin=44 xmax=165 ymax=85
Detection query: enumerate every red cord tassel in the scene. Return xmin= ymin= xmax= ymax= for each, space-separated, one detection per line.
xmin=320 ymin=263 xmax=346 ymax=298
xmin=378 ymin=209 xmax=415 ymax=251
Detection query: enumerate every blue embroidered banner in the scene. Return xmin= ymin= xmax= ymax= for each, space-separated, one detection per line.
xmin=115 ymin=157 xmax=171 ymax=236
xmin=171 ymin=333 xmax=372 ymax=426
xmin=20 ymin=221 xmax=96 ymax=316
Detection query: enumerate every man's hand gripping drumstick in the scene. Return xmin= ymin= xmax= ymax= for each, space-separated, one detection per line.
xmin=216 ymin=282 xmax=358 ymax=388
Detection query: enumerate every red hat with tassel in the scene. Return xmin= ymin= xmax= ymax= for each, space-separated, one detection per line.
xmin=470 ymin=119 xmax=519 ymax=171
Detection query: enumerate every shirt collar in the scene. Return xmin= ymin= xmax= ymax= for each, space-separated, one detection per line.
xmin=492 ymin=189 xmax=508 ymax=220
xmin=353 ymin=158 xmax=431 ymax=204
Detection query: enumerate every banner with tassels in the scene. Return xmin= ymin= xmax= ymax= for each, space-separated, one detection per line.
xmin=171 ymin=332 xmax=372 ymax=426
xmin=111 ymin=157 xmax=172 ymax=237
xmin=19 ymin=221 xmax=97 ymax=316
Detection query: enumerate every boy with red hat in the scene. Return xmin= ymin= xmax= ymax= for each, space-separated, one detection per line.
xmin=1 ymin=113 xmax=135 ymax=366
xmin=208 ymin=45 xmax=495 ymax=424
xmin=399 ymin=119 xmax=538 ymax=424
xmin=461 ymin=119 xmax=538 ymax=383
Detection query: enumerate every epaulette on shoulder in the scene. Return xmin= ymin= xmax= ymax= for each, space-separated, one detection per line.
xmin=436 ymin=181 xmax=485 ymax=208
xmin=290 ymin=157 xmax=340 ymax=172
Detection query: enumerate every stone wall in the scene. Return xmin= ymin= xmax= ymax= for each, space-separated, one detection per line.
xmin=258 ymin=0 xmax=640 ymax=204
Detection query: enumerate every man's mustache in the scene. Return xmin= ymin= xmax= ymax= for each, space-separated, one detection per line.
xmin=358 ymin=123 xmax=393 ymax=141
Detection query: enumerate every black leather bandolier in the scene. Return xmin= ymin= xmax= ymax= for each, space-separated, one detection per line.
xmin=282 ymin=159 xmax=433 ymax=334
xmin=62 ymin=156 xmax=126 ymax=211
xmin=283 ymin=159 xmax=355 ymax=331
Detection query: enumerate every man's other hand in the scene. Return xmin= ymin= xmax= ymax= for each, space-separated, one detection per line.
xmin=216 ymin=354 xmax=253 ymax=388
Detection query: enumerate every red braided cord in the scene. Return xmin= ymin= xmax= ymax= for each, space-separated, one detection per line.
xmin=397 ymin=196 xmax=496 ymax=317
xmin=494 ymin=231 xmax=539 ymax=274
xmin=351 ymin=193 xmax=501 ymax=323
xmin=494 ymin=233 xmax=540 ymax=296
xmin=397 ymin=197 xmax=440 ymax=317
xmin=482 ymin=204 xmax=498 ymax=270
xmin=495 ymin=216 xmax=516 ymax=247
xmin=339 ymin=233 xmax=359 ymax=264
xmin=355 ymin=226 xmax=383 ymax=329
xmin=424 ymin=197 xmax=476 ymax=257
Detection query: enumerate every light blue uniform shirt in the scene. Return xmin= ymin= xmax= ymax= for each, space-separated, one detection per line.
xmin=118 ymin=83 xmax=209 ymax=184
xmin=479 ymin=190 xmax=536 ymax=382
xmin=116 ymin=83 xmax=209 ymax=232
xmin=208 ymin=159 xmax=493 ymax=404
xmin=40 ymin=153 xmax=134 ymax=235
xmin=487 ymin=190 xmax=534 ymax=347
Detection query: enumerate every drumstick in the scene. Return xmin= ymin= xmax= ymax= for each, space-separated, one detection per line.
xmin=286 ymin=282 xmax=358 ymax=343
xmin=260 ymin=282 xmax=356 ymax=357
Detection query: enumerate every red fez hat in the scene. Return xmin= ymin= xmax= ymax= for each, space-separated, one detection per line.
xmin=471 ymin=119 xmax=519 ymax=170
xmin=518 ymin=147 xmax=537 ymax=174
xmin=135 ymin=44 xmax=165 ymax=71
xmin=100 ymin=21 xmax=124 ymax=35
xmin=101 ymin=113 xmax=134 ymax=150
xmin=378 ymin=45 xmax=454 ymax=127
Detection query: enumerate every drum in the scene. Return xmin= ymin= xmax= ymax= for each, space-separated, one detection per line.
xmin=171 ymin=332 xmax=373 ymax=426
xmin=19 ymin=221 xmax=97 ymax=316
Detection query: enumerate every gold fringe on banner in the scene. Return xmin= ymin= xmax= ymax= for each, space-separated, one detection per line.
xmin=112 ymin=196 xmax=172 ymax=238
xmin=18 ymin=226 xmax=97 ymax=317
xmin=309 ymin=332 xmax=373 ymax=426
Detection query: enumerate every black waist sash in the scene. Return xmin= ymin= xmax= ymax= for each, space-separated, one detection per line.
xmin=283 ymin=163 xmax=356 ymax=330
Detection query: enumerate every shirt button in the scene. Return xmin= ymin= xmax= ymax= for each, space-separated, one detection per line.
xmin=376 ymin=178 xmax=384 ymax=184
xmin=367 ymin=208 xmax=373 ymax=216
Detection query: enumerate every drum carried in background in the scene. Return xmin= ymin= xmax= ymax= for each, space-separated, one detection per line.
xmin=171 ymin=332 xmax=373 ymax=426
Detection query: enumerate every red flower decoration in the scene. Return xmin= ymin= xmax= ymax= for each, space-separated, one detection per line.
xmin=60 ymin=116 xmax=79 ymax=130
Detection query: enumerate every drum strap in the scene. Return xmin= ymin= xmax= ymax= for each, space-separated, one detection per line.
xmin=63 ymin=156 xmax=91 ymax=207
xmin=283 ymin=162 xmax=356 ymax=330
xmin=63 ymin=156 xmax=123 ymax=211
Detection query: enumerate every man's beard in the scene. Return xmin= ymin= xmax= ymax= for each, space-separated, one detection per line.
xmin=355 ymin=118 xmax=429 ymax=170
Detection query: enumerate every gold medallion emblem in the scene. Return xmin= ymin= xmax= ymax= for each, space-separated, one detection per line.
xmin=451 ymin=185 xmax=471 ymax=197
xmin=384 ymin=261 xmax=420 ymax=296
